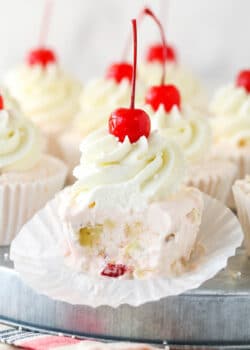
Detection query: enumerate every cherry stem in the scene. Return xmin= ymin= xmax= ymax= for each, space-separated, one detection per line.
xmin=39 ymin=0 xmax=53 ymax=47
xmin=144 ymin=7 xmax=167 ymax=85
xmin=121 ymin=10 xmax=144 ymax=61
xmin=130 ymin=19 xmax=137 ymax=110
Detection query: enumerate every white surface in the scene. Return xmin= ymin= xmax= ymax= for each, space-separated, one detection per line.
xmin=10 ymin=193 xmax=243 ymax=307
xmin=0 ymin=0 xmax=250 ymax=88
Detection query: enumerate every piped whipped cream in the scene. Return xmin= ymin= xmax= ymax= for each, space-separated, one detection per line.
xmin=71 ymin=127 xmax=186 ymax=206
xmin=73 ymin=77 xmax=146 ymax=135
xmin=4 ymin=63 xmax=81 ymax=132
xmin=139 ymin=62 xmax=206 ymax=109
xmin=146 ymin=104 xmax=212 ymax=163
xmin=210 ymin=84 xmax=250 ymax=147
xmin=0 ymin=109 xmax=42 ymax=172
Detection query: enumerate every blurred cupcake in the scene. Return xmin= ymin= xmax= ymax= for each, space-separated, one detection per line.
xmin=139 ymin=42 xmax=207 ymax=111
xmin=211 ymin=70 xmax=250 ymax=178
xmin=4 ymin=47 xmax=81 ymax=157
xmin=59 ymin=62 xmax=146 ymax=182
xmin=233 ymin=177 xmax=250 ymax=255
xmin=0 ymin=95 xmax=67 ymax=245
xmin=144 ymin=84 xmax=236 ymax=203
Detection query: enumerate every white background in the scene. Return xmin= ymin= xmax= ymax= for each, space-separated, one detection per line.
xmin=1 ymin=0 xmax=250 ymax=89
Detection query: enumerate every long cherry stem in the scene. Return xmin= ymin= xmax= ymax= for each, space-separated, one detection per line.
xmin=130 ymin=19 xmax=137 ymax=110
xmin=122 ymin=11 xmax=143 ymax=61
xmin=39 ymin=0 xmax=53 ymax=47
xmin=143 ymin=7 xmax=167 ymax=85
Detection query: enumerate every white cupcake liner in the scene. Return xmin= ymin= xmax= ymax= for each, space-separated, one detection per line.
xmin=212 ymin=146 xmax=250 ymax=208
xmin=233 ymin=182 xmax=250 ymax=256
xmin=186 ymin=159 xmax=237 ymax=204
xmin=0 ymin=156 xmax=68 ymax=246
xmin=10 ymin=192 xmax=243 ymax=308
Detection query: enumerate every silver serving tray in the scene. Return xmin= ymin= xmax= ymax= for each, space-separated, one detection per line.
xmin=1 ymin=245 xmax=250 ymax=349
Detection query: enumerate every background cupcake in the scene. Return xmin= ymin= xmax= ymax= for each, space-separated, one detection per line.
xmin=210 ymin=69 xmax=250 ymax=206
xmin=0 ymin=95 xmax=67 ymax=245
xmin=4 ymin=47 xmax=81 ymax=158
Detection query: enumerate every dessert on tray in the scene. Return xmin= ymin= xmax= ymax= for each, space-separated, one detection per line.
xmin=141 ymin=8 xmax=236 ymax=203
xmin=10 ymin=18 xmax=243 ymax=308
xmin=0 ymin=94 xmax=67 ymax=245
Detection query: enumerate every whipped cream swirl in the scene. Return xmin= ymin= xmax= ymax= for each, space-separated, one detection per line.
xmin=147 ymin=105 xmax=212 ymax=163
xmin=210 ymin=84 xmax=250 ymax=146
xmin=73 ymin=78 xmax=145 ymax=135
xmin=4 ymin=63 xmax=81 ymax=132
xmin=73 ymin=128 xmax=185 ymax=202
xmin=0 ymin=109 xmax=42 ymax=172
xmin=139 ymin=62 xmax=207 ymax=109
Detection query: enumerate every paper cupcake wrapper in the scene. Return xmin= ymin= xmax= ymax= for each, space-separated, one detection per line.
xmin=233 ymin=183 xmax=250 ymax=256
xmin=0 ymin=156 xmax=68 ymax=246
xmin=186 ymin=160 xmax=237 ymax=204
xmin=10 ymin=192 xmax=243 ymax=308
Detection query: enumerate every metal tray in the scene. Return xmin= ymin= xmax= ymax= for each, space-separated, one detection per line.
xmin=1 ymin=245 xmax=250 ymax=349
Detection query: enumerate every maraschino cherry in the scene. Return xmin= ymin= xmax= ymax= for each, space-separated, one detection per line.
xmin=106 ymin=62 xmax=133 ymax=83
xmin=101 ymin=263 xmax=128 ymax=278
xmin=144 ymin=8 xmax=181 ymax=113
xmin=236 ymin=70 xmax=250 ymax=93
xmin=146 ymin=43 xmax=177 ymax=64
xmin=109 ymin=19 xmax=151 ymax=143
xmin=0 ymin=95 xmax=4 ymax=110
xmin=26 ymin=1 xmax=56 ymax=67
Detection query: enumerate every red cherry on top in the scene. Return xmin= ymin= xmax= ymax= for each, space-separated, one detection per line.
xmin=27 ymin=47 xmax=57 ymax=67
xmin=236 ymin=70 xmax=250 ymax=93
xmin=109 ymin=107 xmax=151 ymax=143
xmin=145 ymin=84 xmax=181 ymax=112
xmin=101 ymin=263 xmax=128 ymax=278
xmin=146 ymin=43 xmax=177 ymax=64
xmin=0 ymin=95 xmax=4 ymax=110
xmin=106 ymin=62 xmax=133 ymax=84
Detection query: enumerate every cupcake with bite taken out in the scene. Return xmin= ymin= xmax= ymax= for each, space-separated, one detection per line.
xmin=0 ymin=94 xmax=67 ymax=245
xmin=59 ymin=19 xmax=204 ymax=280
xmin=141 ymin=8 xmax=236 ymax=204
xmin=4 ymin=47 xmax=81 ymax=158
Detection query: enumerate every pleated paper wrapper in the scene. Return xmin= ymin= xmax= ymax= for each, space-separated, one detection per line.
xmin=233 ymin=180 xmax=250 ymax=256
xmin=186 ymin=159 xmax=237 ymax=204
xmin=10 ymin=192 xmax=243 ymax=308
xmin=0 ymin=156 xmax=68 ymax=246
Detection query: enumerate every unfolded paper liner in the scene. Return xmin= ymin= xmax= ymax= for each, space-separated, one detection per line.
xmin=186 ymin=159 xmax=237 ymax=204
xmin=0 ymin=156 xmax=68 ymax=246
xmin=10 ymin=191 xmax=243 ymax=308
xmin=233 ymin=182 xmax=250 ymax=256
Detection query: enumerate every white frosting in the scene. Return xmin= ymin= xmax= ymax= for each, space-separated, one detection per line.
xmin=146 ymin=105 xmax=212 ymax=163
xmin=4 ymin=63 xmax=81 ymax=132
xmin=139 ymin=62 xmax=207 ymax=109
xmin=210 ymin=84 xmax=250 ymax=146
xmin=0 ymin=109 xmax=42 ymax=172
xmin=73 ymin=77 xmax=146 ymax=135
xmin=72 ymin=128 xmax=186 ymax=204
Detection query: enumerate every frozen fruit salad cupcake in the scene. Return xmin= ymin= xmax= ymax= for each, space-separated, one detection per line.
xmin=59 ymin=61 xmax=146 ymax=182
xmin=59 ymin=19 xmax=204 ymax=279
xmin=141 ymin=9 xmax=236 ymax=203
xmin=0 ymin=95 xmax=67 ymax=245
xmin=4 ymin=47 xmax=81 ymax=157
